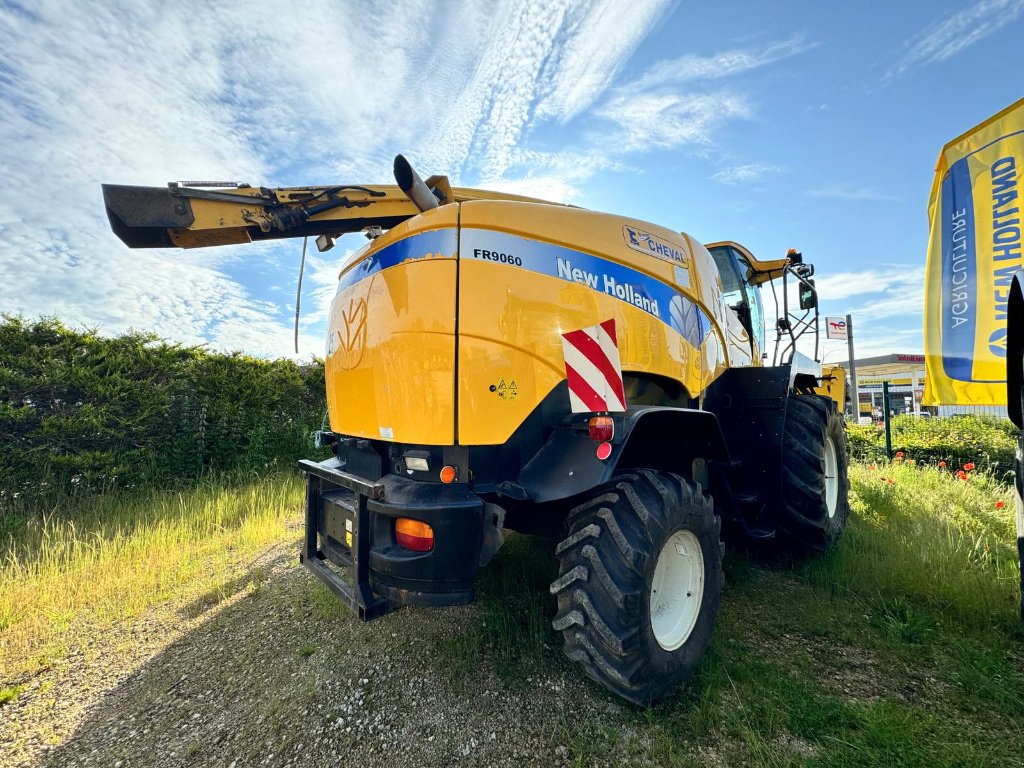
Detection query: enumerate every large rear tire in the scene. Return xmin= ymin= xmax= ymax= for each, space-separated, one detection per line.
xmin=777 ymin=394 xmax=850 ymax=553
xmin=550 ymin=470 xmax=722 ymax=705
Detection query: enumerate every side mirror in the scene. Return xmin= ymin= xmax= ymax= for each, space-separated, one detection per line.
xmin=800 ymin=279 xmax=817 ymax=310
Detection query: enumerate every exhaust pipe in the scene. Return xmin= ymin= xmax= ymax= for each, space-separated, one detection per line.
xmin=393 ymin=154 xmax=440 ymax=212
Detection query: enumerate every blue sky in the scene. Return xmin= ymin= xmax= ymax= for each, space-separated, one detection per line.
xmin=1 ymin=0 xmax=1021 ymax=361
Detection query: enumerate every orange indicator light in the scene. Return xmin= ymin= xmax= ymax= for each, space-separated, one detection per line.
xmin=395 ymin=518 xmax=434 ymax=552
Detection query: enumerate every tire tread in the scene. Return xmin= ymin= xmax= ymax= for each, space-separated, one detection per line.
xmin=551 ymin=471 xmax=721 ymax=704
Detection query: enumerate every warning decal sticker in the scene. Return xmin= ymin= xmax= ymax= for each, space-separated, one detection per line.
xmin=561 ymin=319 xmax=626 ymax=413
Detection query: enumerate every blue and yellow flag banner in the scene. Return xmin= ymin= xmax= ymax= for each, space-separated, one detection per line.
xmin=924 ymin=98 xmax=1024 ymax=405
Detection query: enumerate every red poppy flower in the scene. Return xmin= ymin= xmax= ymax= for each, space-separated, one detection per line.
xmin=955 ymin=470 xmax=968 ymax=480
xmin=937 ymin=461 xmax=946 ymax=468
xmin=963 ymin=462 xmax=975 ymax=471
xmin=896 ymin=451 xmax=904 ymax=458
xmin=995 ymin=500 xmax=1006 ymax=509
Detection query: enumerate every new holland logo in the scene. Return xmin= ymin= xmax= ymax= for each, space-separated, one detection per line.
xmin=622 ymin=225 xmax=687 ymax=266
xmin=332 ymin=296 xmax=368 ymax=370
xmin=989 ymin=326 xmax=1008 ymax=357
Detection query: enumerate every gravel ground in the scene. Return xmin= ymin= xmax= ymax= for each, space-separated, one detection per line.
xmin=2 ymin=540 xmax=658 ymax=768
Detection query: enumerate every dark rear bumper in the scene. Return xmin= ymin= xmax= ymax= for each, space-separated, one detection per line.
xmin=298 ymin=458 xmax=485 ymax=617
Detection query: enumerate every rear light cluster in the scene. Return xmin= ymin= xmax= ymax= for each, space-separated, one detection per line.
xmin=395 ymin=518 xmax=434 ymax=552
xmin=588 ymin=416 xmax=614 ymax=442
xmin=589 ymin=415 xmax=614 ymax=461
xmin=401 ymin=450 xmax=458 ymax=484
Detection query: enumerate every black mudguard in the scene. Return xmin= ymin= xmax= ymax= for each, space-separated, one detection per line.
xmin=517 ymin=406 xmax=729 ymax=504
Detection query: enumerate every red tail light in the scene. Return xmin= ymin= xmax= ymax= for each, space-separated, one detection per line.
xmin=588 ymin=416 xmax=614 ymax=442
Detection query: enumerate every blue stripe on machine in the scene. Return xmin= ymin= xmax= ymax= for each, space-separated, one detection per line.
xmin=461 ymin=228 xmax=711 ymax=348
xmin=337 ymin=228 xmax=457 ymax=294
xmin=940 ymin=158 xmax=977 ymax=382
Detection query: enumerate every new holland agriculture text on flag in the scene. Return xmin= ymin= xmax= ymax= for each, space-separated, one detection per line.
xmin=924 ymin=98 xmax=1024 ymax=405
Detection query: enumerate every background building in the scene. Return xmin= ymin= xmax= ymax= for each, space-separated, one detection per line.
xmin=837 ymin=354 xmax=1007 ymax=420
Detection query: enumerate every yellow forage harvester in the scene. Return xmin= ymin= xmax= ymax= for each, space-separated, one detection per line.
xmin=103 ymin=155 xmax=850 ymax=704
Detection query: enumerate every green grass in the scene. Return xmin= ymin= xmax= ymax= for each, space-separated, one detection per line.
xmin=431 ymin=533 xmax=559 ymax=681
xmin=817 ymin=462 xmax=1019 ymax=633
xmin=0 ymin=471 xmax=304 ymax=681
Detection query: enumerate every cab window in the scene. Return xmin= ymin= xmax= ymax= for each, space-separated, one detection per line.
xmin=708 ymin=247 xmax=744 ymax=307
xmin=740 ymin=265 xmax=765 ymax=352
xmin=707 ymin=245 xmax=766 ymax=354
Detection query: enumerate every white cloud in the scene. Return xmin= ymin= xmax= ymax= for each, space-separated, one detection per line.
xmin=884 ymin=0 xmax=1024 ymax=82
xmin=0 ymin=1 xmax=429 ymax=359
xmin=808 ymin=184 xmax=902 ymax=202
xmin=627 ymin=33 xmax=814 ymax=91
xmin=424 ymin=0 xmax=676 ymax=182
xmin=764 ymin=265 xmax=925 ymax=363
xmin=820 ymin=327 xmax=923 ymax=361
xmin=846 ymin=277 xmax=925 ymax=321
xmin=812 ymin=267 xmax=924 ymax=302
xmin=595 ymin=91 xmax=751 ymax=152
xmin=482 ymin=175 xmax=582 ymax=204
xmin=712 ymin=163 xmax=783 ymax=185
xmin=583 ymin=33 xmax=813 ymax=162
xmin=533 ymin=0 xmax=676 ymax=124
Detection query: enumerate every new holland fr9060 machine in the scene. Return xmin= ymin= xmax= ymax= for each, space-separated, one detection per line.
xmin=103 ymin=156 xmax=850 ymax=704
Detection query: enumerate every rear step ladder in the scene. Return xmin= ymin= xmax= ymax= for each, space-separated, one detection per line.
xmin=297 ymin=458 xmax=391 ymax=620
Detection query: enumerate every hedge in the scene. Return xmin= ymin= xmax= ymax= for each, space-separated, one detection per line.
xmin=845 ymin=414 xmax=1017 ymax=477
xmin=1 ymin=316 xmax=327 ymax=504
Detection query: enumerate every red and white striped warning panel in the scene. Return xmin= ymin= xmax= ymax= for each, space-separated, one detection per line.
xmin=561 ymin=319 xmax=626 ymax=413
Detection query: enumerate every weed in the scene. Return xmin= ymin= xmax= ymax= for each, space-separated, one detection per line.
xmin=0 ymin=684 xmax=23 ymax=706
xmin=876 ymin=595 xmax=933 ymax=644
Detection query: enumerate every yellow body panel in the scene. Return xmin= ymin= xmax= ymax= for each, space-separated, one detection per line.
xmin=323 ymin=200 xmax=759 ymax=447
xmin=325 ymin=206 xmax=459 ymax=444
xmin=457 ymin=260 xmax=703 ymax=444
xmin=815 ymin=364 xmax=846 ymax=408
xmin=457 ymin=202 xmax=730 ymax=445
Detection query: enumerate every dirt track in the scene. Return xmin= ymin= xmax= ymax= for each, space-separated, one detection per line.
xmin=2 ymin=538 xmax=661 ymax=768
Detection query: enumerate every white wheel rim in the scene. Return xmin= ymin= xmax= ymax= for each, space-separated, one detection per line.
xmin=824 ymin=435 xmax=838 ymax=518
xmin=649 ymin=530 xmax=705 ymax=651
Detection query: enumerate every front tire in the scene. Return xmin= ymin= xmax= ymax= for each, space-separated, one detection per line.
xmin=777 ymin=394 xmax=850 ymax=553
xmin=550 ymin=470 xmax=722 ymax=705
